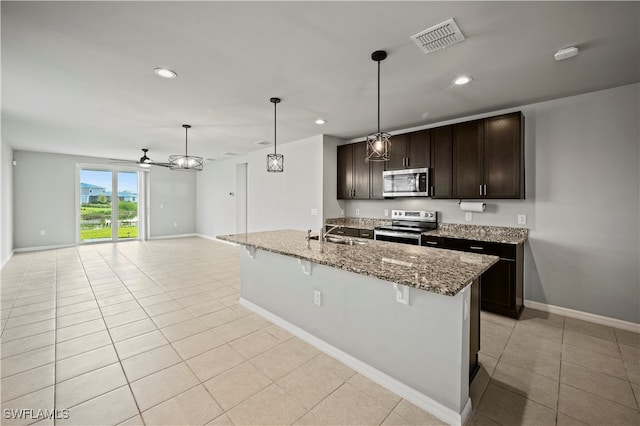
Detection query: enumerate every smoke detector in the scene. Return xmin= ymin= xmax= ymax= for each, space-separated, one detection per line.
xmin=411 ymin=18 xmax=466 ymax=54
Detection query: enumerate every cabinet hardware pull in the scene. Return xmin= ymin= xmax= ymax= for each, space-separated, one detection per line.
xmin=470 ymin=246 xmax=483 ymax=250
xmin=480 ymin=185 xmax=483 ymax=196
xmin=483 ymin=184 xmax=487 ymax=196
xmin=426 ymin=241 xmax=438 ymax=245
xmin=430 ymin=186 xmax=434 ymax=196
xmin=405 ymin=157 xmax=409 ymax=167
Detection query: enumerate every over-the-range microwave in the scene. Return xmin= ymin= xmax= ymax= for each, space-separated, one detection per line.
xmin=382 ymin=167 xmax=429 ymax=197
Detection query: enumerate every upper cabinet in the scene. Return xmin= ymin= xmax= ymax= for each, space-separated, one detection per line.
xmin=430 ymin=125 xmax=453 ymax=199
xmin=337 ymin=142 xmax=371 ymax=200
xmin=453 ymin=112 xmax=524 ymax=199
xmin=386 ymin=130 xmax=430 ymax=171
xmin=338 ymin=111 xmax=524 ymax=200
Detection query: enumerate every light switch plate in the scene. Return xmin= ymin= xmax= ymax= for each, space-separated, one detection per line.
xmin=384 ymin=209 xmax=389 ymax=216
xmin=310 ymin=208 xmax=318 ymax=216
xmin=355 ymin=209 xmax=360 ymax=216
xmin=313 ymin=290 xmax=321 ymax=306
xmin=465 ymin=212 xmax=473 ymax=221
xmin=518 ymin=214 xmax=527 ymax=225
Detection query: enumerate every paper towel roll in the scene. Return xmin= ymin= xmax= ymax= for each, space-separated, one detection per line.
xmin=460 ymin=201 xmax=486 ymax=212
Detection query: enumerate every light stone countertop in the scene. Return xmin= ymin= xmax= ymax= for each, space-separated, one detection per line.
xmin=425 ymin=223 xmax=529 ymax=244
xmin=218 ymin=229 xmax=498 ymax=297
xmin=325 ymin=217 xmax=391 ymax=230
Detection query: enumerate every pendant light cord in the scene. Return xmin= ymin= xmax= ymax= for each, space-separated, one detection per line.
xmin=185 ymin=126 xmax=188 ymax=156
xmin=274 ymin=101 xmax=277 ymax=154
xmin=377 ymin=59 xmax=381 ymax=134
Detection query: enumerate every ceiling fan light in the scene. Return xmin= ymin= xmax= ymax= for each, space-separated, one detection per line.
xmin=139 ymin=163 xmax=151 ymax=169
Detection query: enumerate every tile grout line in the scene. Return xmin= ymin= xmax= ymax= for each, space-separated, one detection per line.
xmin=555 ymin=315 xmax=566 ymax=426
xmin=0 ymin=255 xmax=32 ymax=336
xmin=76 ymin=244 xmax=148 ymax=425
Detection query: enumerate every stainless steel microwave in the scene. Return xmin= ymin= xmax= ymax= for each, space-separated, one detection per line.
xmin=382 ymin=168 xmax=429 ymax=197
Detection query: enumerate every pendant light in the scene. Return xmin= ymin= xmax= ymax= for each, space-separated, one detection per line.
xmin=169 ymin=124 xmax=204 ymax=171
xmin=266 ymin=97 xmax=284 ymax=172
xmin=366 ymin=50 xmax=391 ymax=162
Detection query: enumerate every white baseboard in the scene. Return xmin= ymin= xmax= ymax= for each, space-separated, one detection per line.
xmin=195 ymin=234 xmax=239 ymax=246
xmin=148 ymin=233 xmax=197 ymax=240
xmin=240 ymin=297 xmax=470 ymax=426
xmin=1 ymin=251 xmax=14 ymax=269
xmin=13 ymin=244 xmax=75 ymax=253
xmin=525 ymin=299 xmax=640 ymax=333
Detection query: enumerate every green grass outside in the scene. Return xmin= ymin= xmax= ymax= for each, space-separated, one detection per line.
xmin=81 ymin=227 xmax=139 ymax=241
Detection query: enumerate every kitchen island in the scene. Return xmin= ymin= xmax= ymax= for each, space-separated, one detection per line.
xmin=218 ymin=230 xmax=498 ymax=425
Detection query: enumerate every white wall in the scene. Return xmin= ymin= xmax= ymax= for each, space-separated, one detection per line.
xmin=12 ymin=150 xmax=197 ymax=249
xmin=343 ymin=84 xmax=640 ymax=324
xmin=1 ymin=138 xmax=14 ymax=266
xmin=195 ymin=156 xmax=248 ymax=238
xmin=148 ymin=165 xmax=196 ymax=238
xmin=247 ymin=135 xmax=324 ymax=233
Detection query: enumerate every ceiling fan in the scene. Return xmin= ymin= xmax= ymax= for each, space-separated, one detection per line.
xmin=110 ymin=148 xmax=170 ymax=168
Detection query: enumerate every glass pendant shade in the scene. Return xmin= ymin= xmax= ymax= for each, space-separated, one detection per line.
xmin=267 ymin=97 xmax=284 ymax=173
xmin=365 ymin=50 xmax=391 ymax=162
xmin=169 ymin=124 xmax=203 ymax=171
xmin=266 ymin=153 xmax=284 ymax=172
xmin=366 ymin=131 xmax=391 ymax=162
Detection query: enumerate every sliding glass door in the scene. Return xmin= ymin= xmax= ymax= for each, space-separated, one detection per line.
xmin=79 ymin=168 xmax=139 ymax=243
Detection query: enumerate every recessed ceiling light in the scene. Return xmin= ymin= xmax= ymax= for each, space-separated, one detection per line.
xmin=315 ymin=119 xmax=327 ymax=125
xmin=153 ymin=68 xmax=177 ymax=79
xmin=554 ymin=46 xmax=579 ymax=61
xmin=453 ymin=75 xmax=472 ymax=85
xmin=255 ymin=140 xmax=271 ymax=146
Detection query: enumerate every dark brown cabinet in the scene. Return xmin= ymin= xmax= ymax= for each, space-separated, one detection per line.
xmin=423 ymin=235 xmax=524 ymax=319
xmin=338 ymin=111 xmax=523 ymax=200
xmin=430 ymin=125 xmax=453 ymax=198
xmin=324 ymin=226 xmax=373 ymax=239
xmin=453 ymin=119 xmax=485 ymax=198
xmin=453 ymin=112 xmax=524 ymax=199
xmin=386 ymin=130 xmax=430 ymax=171
xmin=337 ymin=142 xmax=370 ymax=199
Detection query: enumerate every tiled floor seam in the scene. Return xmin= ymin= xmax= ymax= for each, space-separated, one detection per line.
xmin=0 ymin=258 xmax=30 ymax=336
xmin=376 ymin=395 xmax=404 ymax=426
xmin=74 ymin=246 xmax=146 ymax=422
xmin=554 ymin=321 xmax=566 ymax=426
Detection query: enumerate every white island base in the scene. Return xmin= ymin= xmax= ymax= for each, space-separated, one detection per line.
xmin=238 ymin=247 xmax=476 ymax=425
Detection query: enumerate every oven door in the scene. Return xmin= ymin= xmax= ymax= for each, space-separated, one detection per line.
xmin=373 ymin=229 xmax=422 ymax=245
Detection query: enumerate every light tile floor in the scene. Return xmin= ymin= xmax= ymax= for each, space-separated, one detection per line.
xmin=1 ymin=237 xmax=638 ymax=425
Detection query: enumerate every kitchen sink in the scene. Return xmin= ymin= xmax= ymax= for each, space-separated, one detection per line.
xmin=308 ymin=235 xmax=367 ymax=245
xmin=325 ymin=236 xmax=367 ymax=245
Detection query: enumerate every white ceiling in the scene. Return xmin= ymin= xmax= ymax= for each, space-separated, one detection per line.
xmin=2 ymin=1 xmax=639 ymax=164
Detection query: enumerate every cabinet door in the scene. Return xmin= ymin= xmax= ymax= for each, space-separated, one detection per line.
xmin=386 ymin=134 xmax=407 ymax=171
xmin=480 ymin=260 xmax=514 ymax=315
xmin=407 ymin=130 xmax=430 ymax=169
xmin=337 ymin=144 xmax=353 ymax=199
xmin=484 ymin=112 xmax=524 ymax=199
xmin=369 ymin=160 xmax=385 ymax=199
xmin=430 ymin=125 xmax=453 ymax=198
xmin=453 ymin=120 xmax=484 ymax=198
xmin=352 ymin=142 xmax=370 ymax=199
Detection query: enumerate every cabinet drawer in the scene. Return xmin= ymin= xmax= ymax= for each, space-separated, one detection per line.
xmin=358 ymin=229 xmax=374 ymax=239
xmin=326 ymin=226 xmax=359 ymax=238
xmin=443 ymin=238 xmax=516 ymax=260
xmin=422 ymin=235 xmax=445 ymax=248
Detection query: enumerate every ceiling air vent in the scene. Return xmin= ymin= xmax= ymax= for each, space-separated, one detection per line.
xmin=410 ymin=18 xmax=465 ymax=55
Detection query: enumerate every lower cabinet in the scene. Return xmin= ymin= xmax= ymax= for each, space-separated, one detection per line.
xmin=325 ymin=226 xmax=375 ymax=240
xmin=422 ymin=235 xmax=524 ymax=319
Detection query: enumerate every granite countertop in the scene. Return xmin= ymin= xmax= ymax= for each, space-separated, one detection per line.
xmin=425 ymin=223 xmax=529 ymax=244
xmin=218 ymin=230 xmax=498 ymax=297
xmin=325 ymin=217 xmax=391 ymax=230
xmin=325 ymin=217 xmax=528 ymax=244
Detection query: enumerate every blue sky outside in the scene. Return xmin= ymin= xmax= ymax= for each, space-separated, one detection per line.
xmin=80 ymin=170 xmax=138 ymax=192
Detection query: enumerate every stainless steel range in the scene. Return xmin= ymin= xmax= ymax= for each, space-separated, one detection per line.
xmin=374 ymin=210 xmax=437 ymax=246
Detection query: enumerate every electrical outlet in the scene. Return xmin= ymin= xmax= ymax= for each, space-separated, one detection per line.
xmin=465 ymin=212 xmax=473 ymax=221
xmin=40 ymin=230 xmax=46 ymax=236
xmin=313 ymin=290 xmax=321 ymax=306
xmin=384 ymin=209 xmax=389 ymax=217
xmin=310 ymin=208 xmax=318 ymax=216
xmin=340 ymin=209 xmax=344 ymax=215
xmin=355 ymin=209 xmax=360 ymax=216
xmin=518 ymin=214 xmax=527 ymax=225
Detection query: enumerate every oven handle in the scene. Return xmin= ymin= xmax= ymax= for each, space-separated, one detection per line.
xmin=374 ymin=230 xmax=422 ymax=241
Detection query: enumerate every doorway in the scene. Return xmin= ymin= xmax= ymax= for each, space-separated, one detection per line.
xmin=79 ymin=167 xmax=140 ymax=243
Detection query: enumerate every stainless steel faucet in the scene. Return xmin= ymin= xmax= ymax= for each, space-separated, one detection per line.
xmin=322 ymin=224 xmax=343 ymax=241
